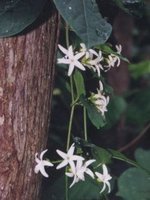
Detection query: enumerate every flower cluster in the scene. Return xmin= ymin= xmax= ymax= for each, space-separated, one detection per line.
xmin=34 ymin=143 xmax=112 ymax=193
xmin=89 ymin=81 xmax=109 ymax=116
xmin=57 ymin=43 xmax=122 ymax=77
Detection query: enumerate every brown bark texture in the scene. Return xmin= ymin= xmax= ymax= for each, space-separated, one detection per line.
xmin=0 ymin=5 xmax=60 ymax=200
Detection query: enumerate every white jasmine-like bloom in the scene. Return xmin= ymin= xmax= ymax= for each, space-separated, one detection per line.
xmin=95 ymin=164 xmax=112 ymax=193
xmin=104 ymin=44 xmax=122 ymax=71
xmin=86 ymin=50 xmax=103 ymax=77
xmin=34 ymin=149 xmax=53 ymax=178
xmin=91 ymin=81 xmax=109 ymax=116
xmin=66 ymin=159 xmax=96 ymax=188
xmin=57 ymin=44 xmax=85 ymax=76
xmin=80 ymin=43 xmax=93 ymax=59
xmin=56 ymin=143 xmax=84 ymax=173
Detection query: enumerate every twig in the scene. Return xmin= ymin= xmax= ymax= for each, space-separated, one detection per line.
xmin=119 ymin=123 xmax=150 ymax=152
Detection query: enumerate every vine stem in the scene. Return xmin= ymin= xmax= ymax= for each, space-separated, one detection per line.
xmin=83 ymin=106 xmax=88 ymax=141
xmin=119 ymin=122 xmax=150 ymax=152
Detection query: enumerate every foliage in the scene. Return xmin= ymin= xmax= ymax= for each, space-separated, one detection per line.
xmin=117 ymin=149 xmax=150 ymax=200
xmin=0 ymin=0 xmax=47 ymax=37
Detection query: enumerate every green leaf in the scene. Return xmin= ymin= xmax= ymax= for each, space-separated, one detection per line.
xmin=80 ymin=96 xmax=106 ymax=129
xmin=53 ymin=0 xmax=112 ymax=47
xmin=135 ymin=148 xmax=150 ymax=173
xmin=44 ymin=175 xmax=101 ymax=200
xmin=108 ymin=149 xmax=139 ymax=167
xmin=92 ymin=146 xmax=112 ymax=165
xmin=117 ymin=168 xmax=150 ymax=200
xmin=129 ymin=60 xmax=150 ymax=79
xmin=117 ymin=148 xmax=150 ymax=200
xmin=0 ymin=0 xmax=47 ymax=37
xmin=73 ymin=70 xmax=86 ymax=98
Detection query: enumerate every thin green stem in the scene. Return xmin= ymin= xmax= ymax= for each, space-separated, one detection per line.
xmin=66 ymin=105 xmax=75 ymax=151
xmin=65 ymin=168 xmax=69 ymax=200
xmin=83 ymin=106 xmax=88 ymax=141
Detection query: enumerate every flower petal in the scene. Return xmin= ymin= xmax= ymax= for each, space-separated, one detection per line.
xmin=75 ymin=61 xmax=85 ymax=71
xmin=56 ymin=160 xmax=68 ymax=169
xmin=56 ymin=149 xmax=67 ymax=159
xmin=40 ymin=149 xmax=48 ymax=160
xmin=42 ymin=160 xmax=54 ymax=167
xmin=68 ymin=63 xmax=75 ymax=76
xmin=58 ymin=44 xmax=68 ymax=55
xmin=86 ymin=168 xmax=95 ymax=179
xmin=67 ymin=143 xmax=75 ymax=156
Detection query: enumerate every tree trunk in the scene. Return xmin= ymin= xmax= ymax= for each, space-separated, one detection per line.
xmin=0 ymin=3 xmax=60 ymax=200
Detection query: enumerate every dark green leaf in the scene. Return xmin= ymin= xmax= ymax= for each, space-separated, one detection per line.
xmin=108 ymin=149 xmax=139 ymax=167
xmin=0 ymin=0 xmax=47 ymax=37
xmin=80 ymin=96 xmax=106 ymax=129
xmin=135 ymin=148 xmax=150 ymax=173
xmin=53 ymin=0 xmax=112 ymax=47
xmin=92 ymin=146 xmax=112 ymax=165
xmin=117 ymin=168 xmax=150 ymax=200
xmin=73 ymin=70 xmax=86 ymax=98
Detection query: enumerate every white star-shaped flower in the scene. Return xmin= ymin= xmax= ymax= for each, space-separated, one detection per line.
xmin=34 ymin=149 xmax=53 ymax=178
xmin=91 ymin=81 xmax=109 ymax=116
xmin=56 ymin=143 xmax=84 ymax=173
xmin=95 ymin=164 xmax=112 ymax=193
xmin=66 ymin=159 xmax=95 ymax=188
xmin=57 ymin=44 xmax=85 ymax=76
xmin=86 ymin=50 xmax=103 ymax=77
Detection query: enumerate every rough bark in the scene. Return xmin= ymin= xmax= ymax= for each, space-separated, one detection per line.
xmin=0 ymin=4 xmax=60 ymax=200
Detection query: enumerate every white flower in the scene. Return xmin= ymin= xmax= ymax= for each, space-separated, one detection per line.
xmin=95 ymin=164 xmax=112 ymax=193
xmin=86 ymin=50 xmax=103 ymax=77
xmin=80 ymin=43 xmax=93 ymax=59
xmin=104 ymin=44 xmax=122 ymax=71
xmin=34 ymin=149 xmax=53 ymax=178
xmin=56 ymin=143 xmax=84 ymax=173
xmin=91 ymin=81 xmax=109 ymax=116
xmin=66 ymin=159 xmax=95 ymax=188
xmin=57 ymin=44 xmax=85 ymax=76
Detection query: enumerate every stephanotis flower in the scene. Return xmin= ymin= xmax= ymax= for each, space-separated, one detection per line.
xmin=95 ymin=164 xmax=112 ymax=193
xmin=90 ymin=81 xmax=109 ymax=116
xmin=66 ymin=159 xmax=96 ymax=188
xmin=86 ymin=50 xmax=103 ymax=77
xmin=34 ymin=149 xmax=53 ymax=178
xmin=56 ymin=143 xmax=84 ymax=173
xmin=57 ymin=44 xmax=85 ymax=76
xmin=104 ymin=44 xmax=122 ymax=71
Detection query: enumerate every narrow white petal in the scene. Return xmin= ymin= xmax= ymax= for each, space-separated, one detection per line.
xmin=58 ymin=44 xmax=68 ymax=55
xmin=72 ymin=155 xmax=84 ymax=161
xmin=75 ymin=51 xmax=85 ymax=60
xmin=42 ymin=160 xmax=54 ymax=167
xmin=106 ymin=181 xmax=111 ymax=193
xmin=40 ymin=149 xmax=48 ymax=160
xmin=66 ymin=172 xmax=74 ymax=177
xmin=35 ymin=153 xmax=40 ymax=163
xmin=85 ymin=168 xmax=95 ymax=179
xmin=100 ymin=183 xmax=106 ymax=193
xmin=68 ymin=143 xmax=75 ymax=156
xmin=75 ymin=61 xmax=85 ymax=71
xmin=57 ymin=58 xmax=70 ymax=64
xmin=69 ymin=161 xmax=76 ymax=174
xmin=95 ymin=172 xmax=103 ymax=180
xmin=68 ymin=63 xmax=75 ymax=76
xmin=40 ymin=165 xmax=49 ymax=178
xmin=56 ymin=160 xmax=68 ymax=169
xmin=56 ymin=149 xmax=67 ymax=159
xmin=102 ymin=164 xmax=108 ymax=176
xmin=34 ymin=164 xmax=40 ymax=174
xmin=69 ymin=176 xmax=78 ymax=188
xmin=85 ymin=159 xmax=96 ymax=167
xmin=68 ymin=46 xmax=74 ymax=57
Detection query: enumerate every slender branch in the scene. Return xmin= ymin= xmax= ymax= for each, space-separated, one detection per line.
xmin=83 ymin=107 xmax=88 ymax=141
xmin=119 ymin=122 xmax=150 ymax=152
